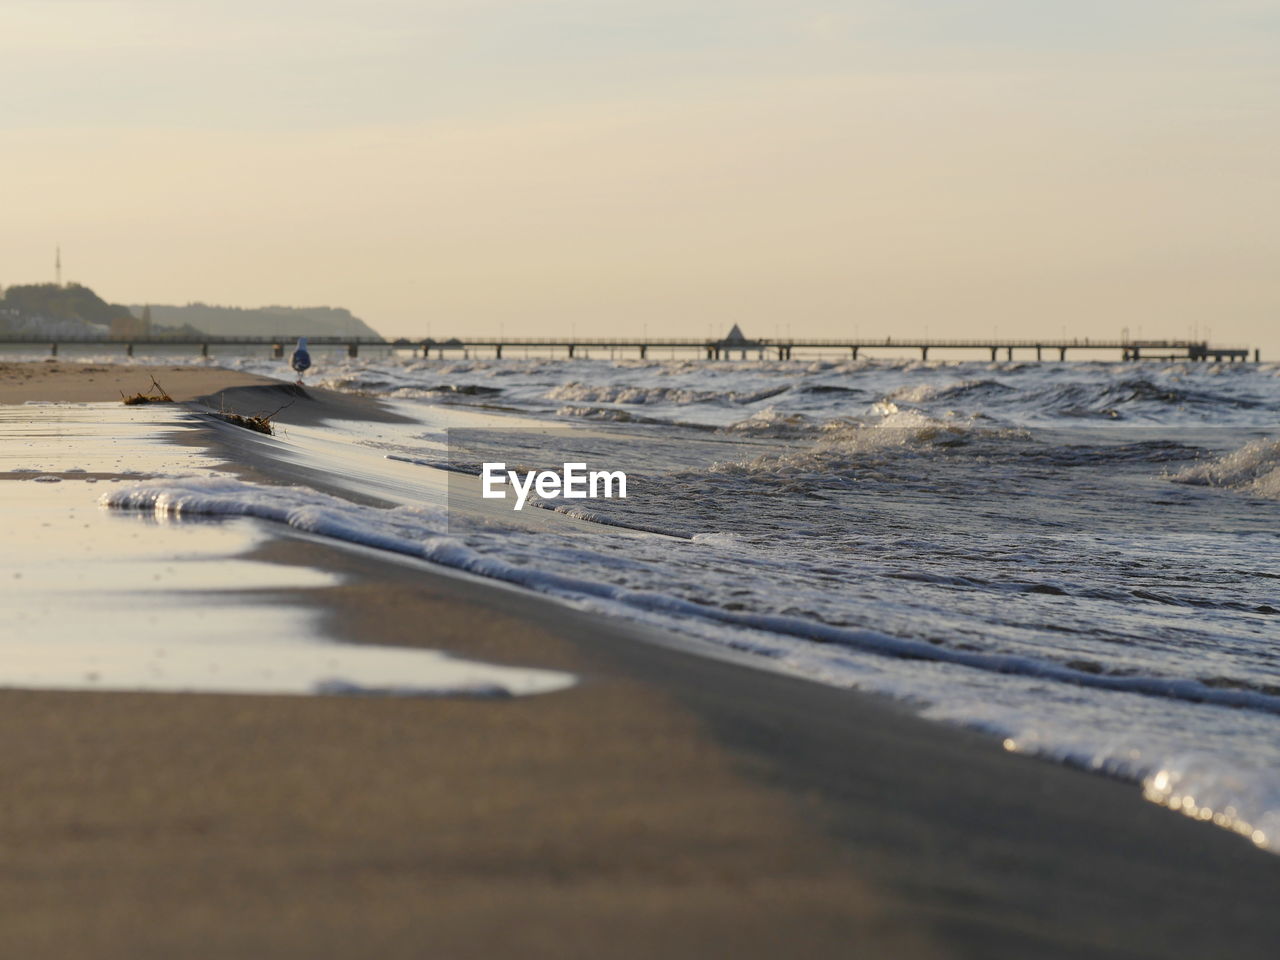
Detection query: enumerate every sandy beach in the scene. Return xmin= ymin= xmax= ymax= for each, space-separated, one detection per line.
xmin=2 ymin=361 xmax=1279 ymax=959
xmin=0 ymin=360 xmax=276 ymax=405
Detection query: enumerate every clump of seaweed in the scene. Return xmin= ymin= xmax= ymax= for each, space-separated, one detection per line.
xmin=121 ymin=375 xmax=174 ymax=405
xmin=210 ymin=399 xmax=292 ymax=436
xmin=213 ymin=411 xmax=275 ymax=435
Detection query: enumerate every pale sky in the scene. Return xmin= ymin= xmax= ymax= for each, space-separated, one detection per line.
xmin=2 ymin=0 xmax=1277 ymax=355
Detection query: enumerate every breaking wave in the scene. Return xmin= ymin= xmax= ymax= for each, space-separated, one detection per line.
xmin=1172 ymin=438 xmax=1280 ymax=500
xmin=546 ymin=381 xmax=788 ymax=407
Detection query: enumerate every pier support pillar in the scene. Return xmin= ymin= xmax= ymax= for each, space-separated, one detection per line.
xmin=1006 ymin=347 xmax=1013 ymax=361
xmin=990 ymin=346 xmax=998 ymax=362
xmin=1256 ymin=349 xmax=1261 ymax=363
xmin=920 ymin=346 xmax=929 ymax=361
xmin=640 ymin=345 xmax=646 ymax=359
xmin=495 ymin=344 xmax=502 ymax=359
xmin=50 ymin=343 xmax=58 ymax=357
xmin=1035 ymin=346 xmax=1042 ymax=361
xmin=126 ymin=344 xmax=133 ymax=357
xmin=1059 ymin=347 xmax=1067 ymax=361
xmin=851 ymin=346 xmax=859 ymax=360
xmin=347 ymin=343 xmax=359 ymax=358
xmin=273 ymin=343 xmax=284 ymax=359
xmin=201 ymin=343 xmax=209 ymax=357
xmin=568 ymin=344 xmax=575 ymax=358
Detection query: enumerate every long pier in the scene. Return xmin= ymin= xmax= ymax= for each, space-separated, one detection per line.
xmin=0 ymin=335 xmax=1258 ymax=363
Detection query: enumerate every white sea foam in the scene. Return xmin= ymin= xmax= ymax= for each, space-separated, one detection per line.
xmin=103 ymin=476 xmax=1279 ymax=713
xmin=709 ymin=411 xmax=1004 ymax=481
xmin=554 ymin=405 xmax=642 ymax=422
xmin=977 ymin=717 xmax=1280 ymax=852
xmin=1172 ymin=438 xmax=1280 ymax=499
xmin=548 ymin=382 xmax=719 ymax=406
xmin=546 ymin=380 xmax=788 ymax=407
xmin=717 ymin=407 xmax=824 ymax=437
xmin=1142 ymin=754 xmax=1280 ymax=850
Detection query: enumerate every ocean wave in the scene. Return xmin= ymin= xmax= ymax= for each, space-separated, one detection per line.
xmin=888 ymin=379 xmax=1015 ymax=406
xmin=716 ymin=407 xmax=830 ymax=438
xmin=1171 ymin=438 xmax=1280 ymax=499
xmin=1027 ymin=377 xmax=1268 ymax=421
xmin=993 ymin=732 xmax=1280 ymax=853
xmin=101 ymin=477 xmax=1280 ymax=719
xmin=546 ymin=381 xmax=788 ymax=407
xmin=188 ymin=353 xmax=1280 ymax=432
xmin=1141 ymin=754 xmax=1280 ymax=850
xmin=872 ymin=372 xmax=1273 ymax=424
xmin=554 ymin=405 xmax=658 ymax=423
xmin=1016 ymin=440 xmax=1203 ymax=467
xmin=711 ymin=410 xmax=1010 ymax=477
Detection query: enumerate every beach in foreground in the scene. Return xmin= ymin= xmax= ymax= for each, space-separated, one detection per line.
xmin=2 ymin=361 xmax=1278 ymax=959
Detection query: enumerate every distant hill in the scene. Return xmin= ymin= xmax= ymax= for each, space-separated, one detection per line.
xmin=0 ymin=282 xmax=133 ymax=337
xmin=132 ymin=304 xmax=383 ymax=340
xmin=0 ymin=284 xmax=383 ymax=341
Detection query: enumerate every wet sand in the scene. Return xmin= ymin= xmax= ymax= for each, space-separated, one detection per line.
xmin=0 ymin=360 xmax=273 ymax=404
xmin=0 ymin=361 xmax=404 ymax=425
xmin=2 ymin=365 xmax=1279 ymax=958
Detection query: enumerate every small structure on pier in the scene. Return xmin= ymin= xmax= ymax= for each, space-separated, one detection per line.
xmin=710 ymin=324 xmax=765 ymax=360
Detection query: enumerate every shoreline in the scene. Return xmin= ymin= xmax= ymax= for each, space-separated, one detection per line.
xmin=291 ymin=527 xmax=1280 ymax=956
xmin=2 ymin=363 xmax=1279 ymax=956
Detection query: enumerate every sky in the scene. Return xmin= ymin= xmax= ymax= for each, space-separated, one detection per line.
xmin=2 ymin=0 xmax=1277 ymax=355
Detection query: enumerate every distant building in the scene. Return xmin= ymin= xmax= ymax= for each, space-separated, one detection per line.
xmin=111 ymin=305 xmax=152 ymax=338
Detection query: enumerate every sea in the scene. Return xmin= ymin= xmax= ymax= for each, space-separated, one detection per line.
xmin=78 ymin=347 xmax=1280 ymax=852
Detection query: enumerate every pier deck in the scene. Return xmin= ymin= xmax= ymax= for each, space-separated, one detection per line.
xmin=0 ymin=335 xmax=1257 ymax=363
